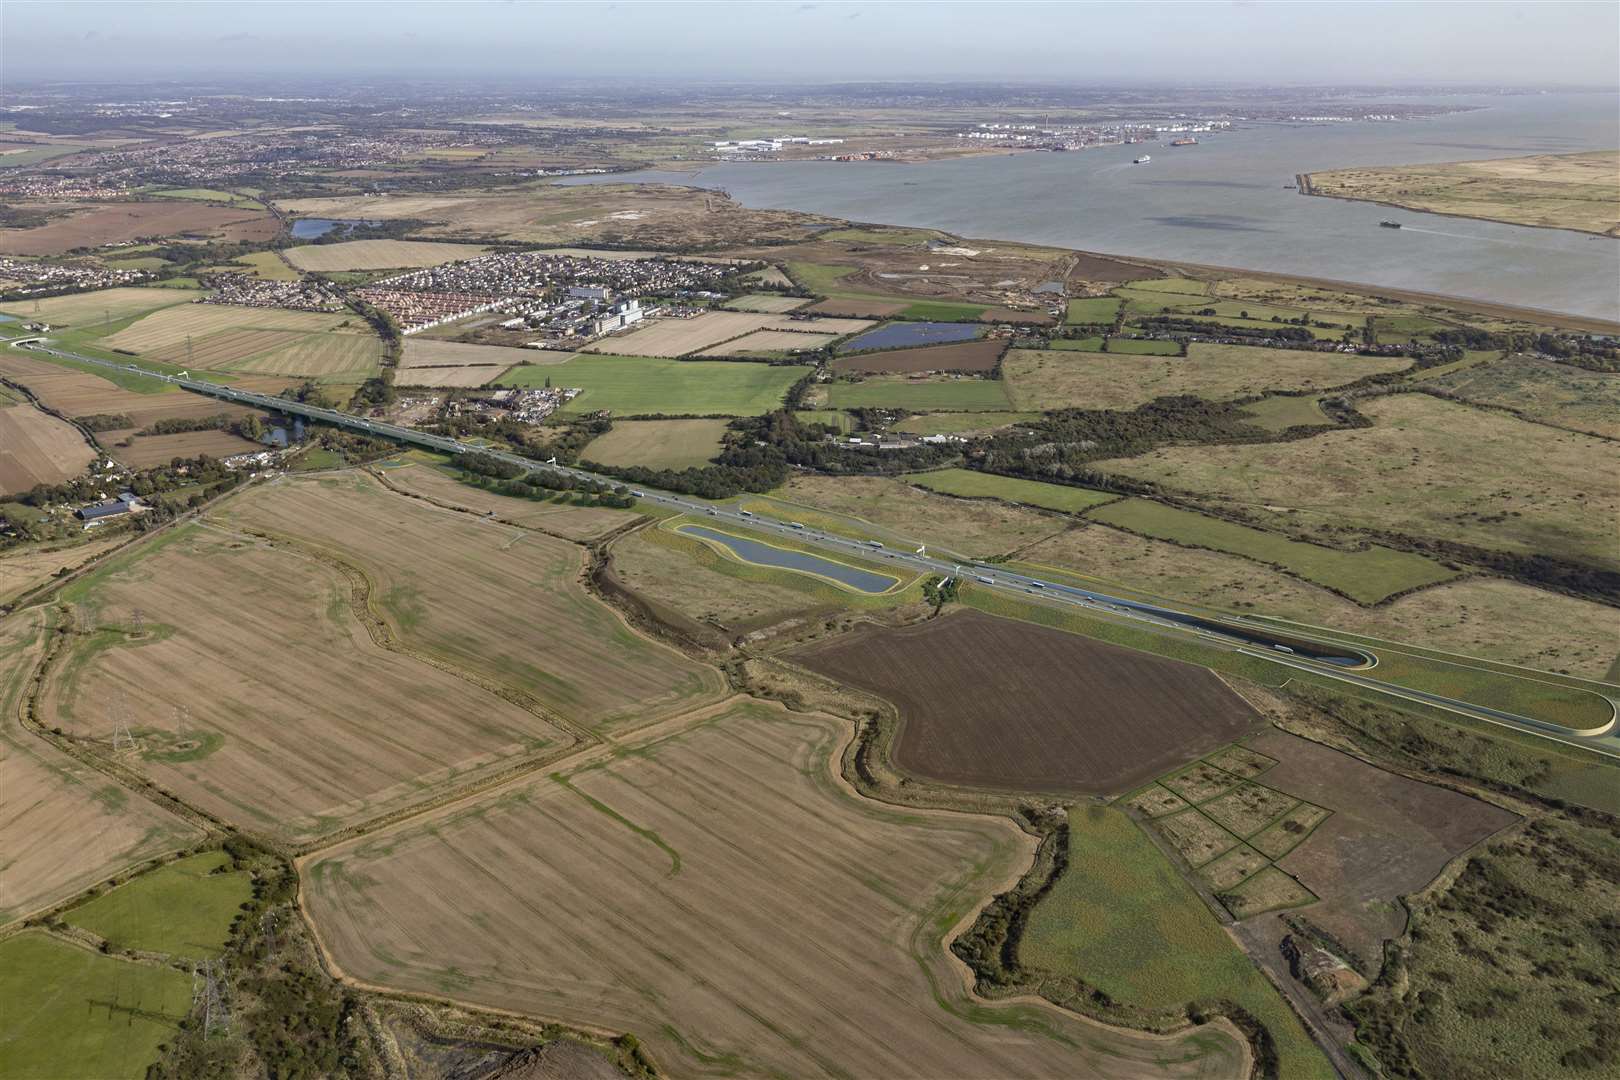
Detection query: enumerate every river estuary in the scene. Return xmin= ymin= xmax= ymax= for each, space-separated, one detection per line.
xmin=565 ymin=92 xmax=1619 ymax=321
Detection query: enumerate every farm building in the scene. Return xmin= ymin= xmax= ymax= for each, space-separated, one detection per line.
xmin=77 ymin=491 xmax=144 ymax=526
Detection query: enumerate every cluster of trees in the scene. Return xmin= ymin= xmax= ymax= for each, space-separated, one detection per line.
xmin=1136 ymin=316 xmax=1327 ymax=344
xmin=136 ymin=413 xmax=269 ymax=441
xmin=453 ymin=452 xmax=637 ymax=508
xmin=971 ymin=396 xmax=1267 ymax=481
xmin=74 ymin=412 xmax=135 ymax=432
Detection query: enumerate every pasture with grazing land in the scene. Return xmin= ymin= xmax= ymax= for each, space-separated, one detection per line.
xmin=283 ymin=239 xmax=489 ymax=271
xmin=62 ymin=850 xmax=253 ymax=961
xmin=1093 ymin=393 xmax=1620 ymax=571
xmin=303 ymin=701 xmax=1249 ymax=1080
xmin=789 ymin=610 xmax=1260 ymax=794
xmin=498 ymin=354 xmax=808 ymax=415
xmin=1086 ymin=497 xmax=1457 ymax=604
xmin=45 ymin=522 xmax=579 ymax=840
xmin=0 ymin=932 xmax=192 ymax=1080
xmin=0 ymin=404 xmax=96 ymax=494
xmin=583 ymin=418 xmax=729 ymax=470
xmin=1002 ymin=343 xmax=1408 ymax=412
xmin=1017 ymin=522 xmax=1620 ymax=679
xmin=1426 ymin=353 xmax=1620 ymax=439
xmin=0 ymin=612 xmax=200 ymax=925
xmin=824 ymin=374 xmax=1012 ymax=411
xmin=1019 ymin=806 xmax=1333 ymax=1079
xmin=904 ymin=468 xmax=1116 ymax=513
xmin=220 ymin=472 xmax=723 ymax=732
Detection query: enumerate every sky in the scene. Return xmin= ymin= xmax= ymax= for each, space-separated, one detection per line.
xmin=3 ymin=1 xmax=1617 ymax=87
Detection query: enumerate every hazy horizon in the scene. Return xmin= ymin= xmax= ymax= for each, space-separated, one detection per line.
xmin=3 ymin=1 xmax=1617 ymax=88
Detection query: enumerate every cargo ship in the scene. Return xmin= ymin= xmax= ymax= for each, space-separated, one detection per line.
xmin=1169 ymin=137 xmax=1198 ymax=146
xmin=1133 ymin=154 xmax=1151 ymax=164
xmin=1379 ymin=220 xmax=1402 ymax=229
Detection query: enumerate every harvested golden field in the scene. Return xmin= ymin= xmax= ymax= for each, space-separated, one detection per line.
xmin=0 ymin=404 xmax=96 ymax=494
xmin=1018 ymin=523 xmax=1620 ymax=678
xmin=108 ymin=430 xmax=262 ymax=469
xmin=1092 ymin=394 xmax=1620 ymax=570
xmin=705 ymin=328 xmax=838 ymax=355
xmin=304 ymin=701 xmax=1248 ymax=1080
xmin=724 ymin=293 xmax=810 ymax=313
xmin=0 ymin=610 xmax=201 ymax=926
xmin=0 ymin=353 xmax=278 ymax=454
xmin=276 ymin=184 xmax=835 ymax=248
xmin=283 ymin=239 xmax=488 ymax=271
xmin=225 ymin=332 xmax=380 ymax=380
xmin=392 ymin=365 xmax=506 ymax=388
xmin=584 ymin=311 xmax=780 ymax=357
xmin=376 ymin=463 xmax=630 ymax=542
xmin=1305 ymin=150 xmax=1620 ymax=236
xmin=44 ymin=524 xmax=578 ymax=841
xmin=0 ymin=534 xmax=128 ymax=609
xmin=219 ymin=473 xmax=723 ymax=732
xmin=0 ymin=202 xmax=277 ymax=255
xmin=0 ymin=286 xmax=200 ymax=328
xmin=1004 ymin=343 xmax=1408 ymax=411
xmin=103 ymin=303 xmax=358 ymax=360
xmin=400 ymin=339 xmax=539 ymax=369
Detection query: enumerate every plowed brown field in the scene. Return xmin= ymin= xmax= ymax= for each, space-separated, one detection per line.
xmin=790 ymin=610 xmax=1259 ymax=794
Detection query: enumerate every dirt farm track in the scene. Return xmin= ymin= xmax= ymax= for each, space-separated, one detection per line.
xmin=790 ymin=610 xmax=1261 ymax=795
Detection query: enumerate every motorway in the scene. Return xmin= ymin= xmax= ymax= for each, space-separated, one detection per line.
xmin=15 ymin=338 xmax=1619 ymax=757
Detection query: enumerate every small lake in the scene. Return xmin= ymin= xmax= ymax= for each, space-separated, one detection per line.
xmin=678 ymin=524 xmax=899 ymax=594
xmin=839 ymin=322 xmax=983 ymax=353
xmin=289 ymin=218 xmax=381 ymax=240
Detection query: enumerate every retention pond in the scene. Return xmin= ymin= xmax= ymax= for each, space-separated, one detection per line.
xmin=678 ymin=524 xmax=900 ymax=594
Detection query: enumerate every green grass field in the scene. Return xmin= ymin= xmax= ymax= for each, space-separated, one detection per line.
xmin=1086 ymin=498 xmax=1456 ymax=604
xmin=904 ymin=468 xmax=1116 ymax=513
xmin=897 ymin=299 xmax=991 ymax=321
xmin=1064 ymin=297 xmax=1123 ymax=324
xmin=63 ymin=850 xmax=252 ymax=960
xmin=583 ymin=418 xmax=730 ymax=470
xmin=1123 ymin=276 xmax=1209 ymax=294
xmin=1022 ymin=807 xmax=1333 ymax=1079
xmin=793 ymin=409 xmax=856 ymax=433
xmin=0 ymin=932 xmax=191 ymax=1080
xmin=149 ymin=187 xmax=258 ymax=207
xmin=825 ymin=376 xmax=1011 ymax=411
xmin=498 ymin=355 xmax=808 ymax=416
xmin=1238 ymin=395 xmax=1332 ymax=431
xmin=1068 ymin=336 xmax=1182 ymax=356
xmin=891 ymin=410 xmax=1039 ymax=436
